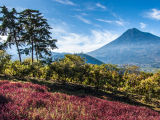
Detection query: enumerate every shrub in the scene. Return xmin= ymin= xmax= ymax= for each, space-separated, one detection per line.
xmin=0 ymin=50 xmax=11 ymax=74
xmin=0 ymin=80 xmax=160 ymax=120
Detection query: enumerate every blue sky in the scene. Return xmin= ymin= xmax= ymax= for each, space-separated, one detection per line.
xmin=1 ymin=0 xmax=160 ymax=53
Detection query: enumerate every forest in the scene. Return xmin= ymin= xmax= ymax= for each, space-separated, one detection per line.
xmin=1 ymin=6 xmax=160 ymax=119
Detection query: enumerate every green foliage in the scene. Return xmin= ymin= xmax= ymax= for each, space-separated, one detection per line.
xmin=3 ymin=57 xmax=45 ymax=78
xmin=0 ymin=50 xmax=11 ymax=74
xmin=123 ymin=73 xmax=139 ymax=88
xmin=0 ymin=6 xmax=57 ymax=65
xmin=122 ymin=64 xmax=140 ymax=74
xmin=0 ymin=6 xmax=23 ymax=62
xmin=136 ymin=77 xmax=159 ymax=99
xmin=138 ymin=71 xmax=153 ymax=81
xmin=1 ymin=52 xmax=160 ymax=101
xmin=19 ymin=9 xmax=57 ymax=64
xmin=105 ymin=63 xmax=119 ymax=71
xmin=76 ymin=53 xmax=104 ymax=65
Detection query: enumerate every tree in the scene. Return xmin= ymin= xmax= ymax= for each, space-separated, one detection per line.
xmin=19 ymin=9 xmax=57 ymax=65
xmin=0 ymin=6 xmax=23 ymax=62
xmin=122 ymin=64 xmax=140 ymax=74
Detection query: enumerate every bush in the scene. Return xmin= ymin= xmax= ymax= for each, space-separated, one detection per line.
xmin=0 ymin=50 xmax=11 ymax=74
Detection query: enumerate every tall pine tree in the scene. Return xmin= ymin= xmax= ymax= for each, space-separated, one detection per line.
xmin=19 ymin=9 xmax=57 ymax=65
xmin=0 ymin=6 xmax=24 ymax=62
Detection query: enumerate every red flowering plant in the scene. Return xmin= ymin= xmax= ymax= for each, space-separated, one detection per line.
xmin=0 ymin=80 xmax=160 ymax=120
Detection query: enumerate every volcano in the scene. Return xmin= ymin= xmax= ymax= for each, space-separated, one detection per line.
xmin=87 ymin=28 xmax=160 ymax=68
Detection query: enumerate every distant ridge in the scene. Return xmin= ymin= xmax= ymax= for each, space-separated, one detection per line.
xmin=4 ymin=47 xmax=104 ymax=65
xmin=76 ymin=53 xmax=104 ymax=65
xmin=88 ymin=28 xmax=160 ymax=68
xmin=52 ymin=52 xmax=104 ymax=65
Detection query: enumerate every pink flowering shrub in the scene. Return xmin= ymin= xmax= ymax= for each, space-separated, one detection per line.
xmin=0 ymin=80 xmax=160 ymax=120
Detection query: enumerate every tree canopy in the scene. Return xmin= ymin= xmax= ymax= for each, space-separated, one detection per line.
xmin=0 ymin=6 xmax=58 ymax=64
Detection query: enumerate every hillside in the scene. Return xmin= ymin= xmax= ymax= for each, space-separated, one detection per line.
xmin=88 ymin=28 xmax=160 ymax=68
xmin=0 ymin=78 xmax=160 ymax=119
xmin=76 ymin=53 xmax=104 ymax=65
xmin=51 ymin=52 xmax=104 ymax=65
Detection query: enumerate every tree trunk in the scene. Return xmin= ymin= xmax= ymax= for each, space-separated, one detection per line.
xmin=15 ymin=41 xmax=21 ymax=63
xmin=32 ymin=39 xmax=34 ymax=65
xmin=31 ymin=37 xmax=35 ymax=77
xmin=35 ymin=42 xmax=38 ymax=62
xmin=14 ymin=31 xmax=21 ymax=63
xmin=36 ymin=51 xmax=38 ymax=62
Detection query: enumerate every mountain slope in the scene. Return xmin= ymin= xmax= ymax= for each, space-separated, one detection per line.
xmin=52 ymin=52 xmax=104 ymax=65
xmin=76 ymin=53 xmax=104 ymax=65
xmin=87 ymin=28 xmax=160 ymax=67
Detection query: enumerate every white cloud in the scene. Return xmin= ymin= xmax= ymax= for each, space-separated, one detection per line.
xmin=49 ymin=20 xmax=119 ymax=53
xmin=115 ymin=21 xmax=124 ymax=26
xmin=72 ymin=9 xmax=82 ymax=11
xmin=84 ymin=2 xmax=107 ymax=11
xmin=111 ymin=13 xmax=117 ymax=18
xmin=97 ymin=19 xmax=126 ymax=26
xmin=143 ymin=8 xmax=160 ymax=20
xmin=149 ymin=30 xmax=160 ymax=36
xmin=81 ymin=13 xmax=87 ymax=16
xmin=96 ymin=3 xmax=107 ymax=10
xmin=140 ymin=23 xmax=147 ymax=28
xmin=97 ymin=19 xmax=112 ymax=23
xmin=74 ymin=15 xmax=91 ymax=24
xmin=53 ymin=0 xmax=76 ymax=5
xmin=84 ymin=2 xmax=97 ymax=11
xmin=94 ymin=24 xmax=101 ymax=27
